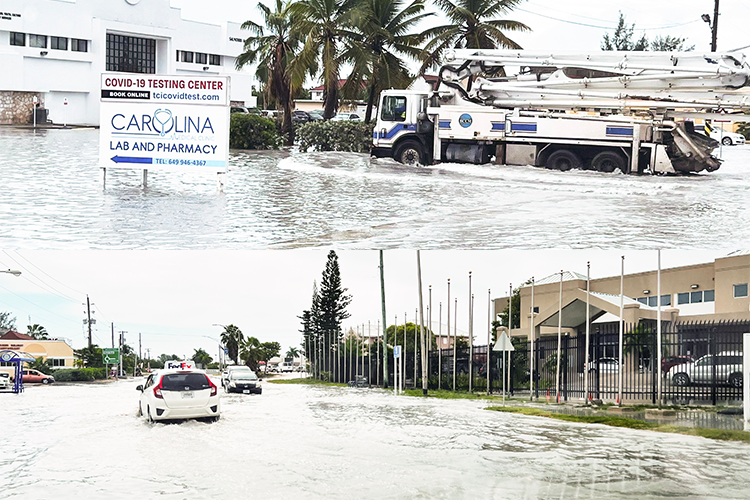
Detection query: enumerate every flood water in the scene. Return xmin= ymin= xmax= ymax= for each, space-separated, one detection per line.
xmin=3 ymin=379 xmax=750 ymax=499
xmin=1 ymin=128 xmax=749 ymax=249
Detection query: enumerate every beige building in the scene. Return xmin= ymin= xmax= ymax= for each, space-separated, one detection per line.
xmin=494 ymin=252 xmax=750 ymax=340
xmin=0 ymin=330 xmax=76 ymax=373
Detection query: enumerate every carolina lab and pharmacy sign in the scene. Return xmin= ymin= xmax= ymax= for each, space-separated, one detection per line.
xmin=99 ymin=74 xmax=230 ymax=172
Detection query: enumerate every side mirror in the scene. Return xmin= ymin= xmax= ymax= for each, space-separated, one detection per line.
xmin=136 ymin=385 xmax=143 ymax=391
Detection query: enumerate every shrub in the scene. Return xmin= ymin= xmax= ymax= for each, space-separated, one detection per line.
xmin=297 ymin=121 xmax=375 ymax=153
xmin=229 ymin=113 xmax=282 ymax=150
xmin=52 ymin=367 xmax=107 ymax=381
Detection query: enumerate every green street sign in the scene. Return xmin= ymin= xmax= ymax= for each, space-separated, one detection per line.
xmin=102 ymin=348 xmax=120 ymax=364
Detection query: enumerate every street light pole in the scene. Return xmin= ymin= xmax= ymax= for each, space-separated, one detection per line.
xmin=0 ymin=269 xmax=22 ymax=277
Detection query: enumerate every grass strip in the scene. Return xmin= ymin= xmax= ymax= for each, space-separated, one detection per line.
xmin=267 ymin=377 xmax=347 ymax=387
xmin=487 ymin=406 xmax=750 ymax=443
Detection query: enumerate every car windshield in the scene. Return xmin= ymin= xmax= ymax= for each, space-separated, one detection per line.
xmin=233 ymin=373 xmax=258 ymax=380
xmin=161 ymin=373 xmax=211 ymax=391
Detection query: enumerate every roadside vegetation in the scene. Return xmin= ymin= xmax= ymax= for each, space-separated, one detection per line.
xmin=297 ymin=121 xmax=375 ymax=153
xmin=269 ymin=377 xmax=348 ymax=387
xmin=487 ymin=406 xmax=750 ymax=443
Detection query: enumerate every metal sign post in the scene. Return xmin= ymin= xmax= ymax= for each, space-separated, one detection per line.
xmin=494 ymin=332 xmax=515 ymax=406
xmin=32 ymin=96 xmax=38 ymax=129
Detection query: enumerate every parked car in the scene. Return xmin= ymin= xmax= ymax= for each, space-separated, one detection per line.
xmin=706 ymin=128 xmax=746 ymax=146
xmin=221 ymin=365 xmax=252 ymax=388
xmin=231 ymin=106 xmax=261 ymax=115
xmin=307 ymin=110 xmax=324 ymax=121
xmin=20 ymin=369 xmax=55 ymax=384
xmin=668 ymin=351 xmax=743 ymax=388
xmin=0 ymin=371 xmax=11 ymax=389
xmin=661 ymin=355 xmax=693 ymax=373
xmin=292 ymin=110 xmax=311 ymax=124
xmin=279 ymin=362 xmax=294 ymax=373
xmin=330 ymin=112 xmax=362 ymax=122
xmin=225 ymin=370 xmax=262 ymax=394
xmin=586 ymin=358 xmax=619 ymax=374
xmin=136 ymin=368 xmax=220 ymax=423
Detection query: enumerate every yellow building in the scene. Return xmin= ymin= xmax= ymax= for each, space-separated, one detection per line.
xmin=0 ymin=330 xmax=76 ymax=374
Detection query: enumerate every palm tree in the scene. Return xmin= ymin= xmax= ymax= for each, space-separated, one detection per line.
xmin=220 ymin=324 xmax=245 ymax=365
xmin=288 ymin=0 xmax=359 ymax=119
xmin=420 ymin=0 xmax=530 ymax=73
xmin=240 ymin=336 xmax=264 ymax=371
xmin=344 ymin=0 xmax=433 ymax=122
xmin=27 ymin=324 xmax=48 ymax=340
xmin=236 ymin=0 xmax=303 ymax=145
xmin=285 ymin=346 xmax=300 ymax=358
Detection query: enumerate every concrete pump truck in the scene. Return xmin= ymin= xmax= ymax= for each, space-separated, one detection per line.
xmin=371 ymin=49 xmax=750 ymax=174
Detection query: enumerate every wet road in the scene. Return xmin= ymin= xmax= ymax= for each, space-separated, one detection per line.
xmin=2 ymin=378 xmax=750 ymax=499
xmin=1 ymin=128 xmax=749 ymax=249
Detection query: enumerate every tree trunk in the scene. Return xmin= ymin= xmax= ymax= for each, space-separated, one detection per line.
xmin=365 ymin=83 xmax=377 ymax=124
xmin=282 ymin=96 xmax=294 ymax=146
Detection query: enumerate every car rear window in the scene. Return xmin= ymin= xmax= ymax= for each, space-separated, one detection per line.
xmin=161 ymin=373 xmax=211 ymax=391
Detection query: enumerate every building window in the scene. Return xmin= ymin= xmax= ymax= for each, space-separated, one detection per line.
xmin=49 ymin=358 xmax=66 ymax=367
xmin=180 ymin=50 xmax=194 ymax=63
xmin=704 ymin=290 xmax=715 ymax=302
xmin=51 ymin=36 xmax=68 ymax=50
xmin=106 ymin=34 xmax=155 ymax=73
xmin=533 ymin=306 xmax=539 ymax=313
xmin=734 ymin=284 xmax=749 ymax=298
xmin=677 ymin=292 xmax=689 ymax=305
xmin=72 ymin=38 xmax=88 ymax=52
xmin=690 ymin=291 xmax=702 ymax=303
xmin=661 ymin=294 xmax=671 ymax=306
xmin=195 ymin=52 xmax=207 ymax=64
xmin=29 ymin=34 xmax=47 ymax=48
xmin=637 ymin=297 xmax=648 ymax=305
xmin=0 ymin=361 xmax=14 ymax=367
xmin=209 ymin=54 xmax=221 ymax=65
xmin=10 ymin=32 xmax=25 ymax=46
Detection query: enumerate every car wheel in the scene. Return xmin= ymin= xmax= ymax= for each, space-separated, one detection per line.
xmin=394 ymin=140 xmax=423 ymax=166
xmin=722 ymin=137 xmax=732 ymax=146
xmin=591 ymin=151 xmax=626 ymax=173
xmin=672 ymin=373 xmax=690 ymax=387
xmin=42 ymin=378 xmax=50 ymax=385
xmin=729 ymin=373 xmax=743 ymax=388
xmin=545 ymin=149 xmax=582 ymax=171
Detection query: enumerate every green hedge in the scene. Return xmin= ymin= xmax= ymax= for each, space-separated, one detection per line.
xmin=297 ymin=121 xmax=374 ymax=153
xmin=52 ymin=367 xmax=107 ymax=382
xmin=229 ymin=113 xmax=282 ymax=150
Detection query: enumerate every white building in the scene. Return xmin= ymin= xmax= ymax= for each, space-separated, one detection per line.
xmin=0 ymin=0 xmax=256 ymax=126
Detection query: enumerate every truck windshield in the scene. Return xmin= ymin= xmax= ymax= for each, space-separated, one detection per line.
xmin=381 ymin=96 xmax=406 ymax=122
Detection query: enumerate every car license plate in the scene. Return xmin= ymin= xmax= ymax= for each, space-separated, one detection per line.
xmin=243 ymin=389 xmax=250 ymax=394
xmin=182 ymin=391 xmax=194 ymax=399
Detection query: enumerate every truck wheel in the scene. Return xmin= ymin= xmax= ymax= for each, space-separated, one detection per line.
xmin=545 ymin=150 xmax=582 ymax=171
xmin=722 ymin=137 xmax=732 ymax=146
xmin=591 ymin=151 xmax=626 ymax=173
xmin=394 ymin=141 xmax=423 ymax=165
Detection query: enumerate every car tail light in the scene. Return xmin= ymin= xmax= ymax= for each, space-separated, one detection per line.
xmin=207 ymin=375 xmax=217 ymax=397
xmin=153 ymin=379 xmax=164 ymax=399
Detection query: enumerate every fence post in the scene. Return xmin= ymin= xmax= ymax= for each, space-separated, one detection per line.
xmin=563 ymin=334 xmax=568 ymax=402
xmin=711 ymin=328 xmax=717 ymax=406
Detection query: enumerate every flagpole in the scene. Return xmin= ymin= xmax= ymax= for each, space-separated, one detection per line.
xmin=618 ymin=255 xmax=624 ymax=407
xmin=428 ymin=284 xmax=432 ymax=392
xmin=507 ymin=283 xmax=512 ymax=396
xmin=585 ymin=262 xmax=591 ymax=405
xmin=530 ymin=277 xmax=535 ymax=401
xmin=438 ymin=300 xmax=442 ymax=390
xmin=657 ymin=249 xmax=662 ymax=407
xmin=453 ymin=297 xmax=457 ymax=392
xmin=468 ymin=271 xmax=473 ymax=393
xmin=555 ymin=271 xmax=562 ymax=404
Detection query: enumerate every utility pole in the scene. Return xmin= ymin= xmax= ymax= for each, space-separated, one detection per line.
xmin=379 ymin=250 xmax=389 ymax=387
xmin=712 ymin=0 xmax=719 ymax=52
xmin=417 ymin=251 xmax=427 ymax=395
xmin=86 ymin=295 xmax=93 ymax=347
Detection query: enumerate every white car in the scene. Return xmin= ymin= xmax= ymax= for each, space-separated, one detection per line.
xmin=668 ymin=351 xmax=743 ymax=388
xmin=0 ymin=371 xmax=11 ymax=390
xmin=136 ymin=368 xmax=220 ymax=422
xmin=279 ymin=362 xmax=294 ymax=373
xmin=707 ymin=128 xmax=746 ymax=146
xmin=331 ymin=112 xmax=362 ymax=122
xmin=221 ymin=365 xmax=252 ymax=388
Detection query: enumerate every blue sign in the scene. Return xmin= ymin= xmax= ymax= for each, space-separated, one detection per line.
xmin=224 ymin=348 xmax=228 ymax=355
xmin=394 ymin=346 xmax=401 ymax=358
xmin=458 ymin=113 xmax=473 ymax=128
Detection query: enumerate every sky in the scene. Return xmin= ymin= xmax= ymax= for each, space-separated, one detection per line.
xmin=170 ymin=0 xmax=750 ymax=58
xmin=0 ymin=249 xmax=730 ymax=360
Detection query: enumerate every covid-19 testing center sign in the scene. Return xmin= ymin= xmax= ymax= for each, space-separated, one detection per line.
xmin=99 ymin=74 xmax=230 ymax=186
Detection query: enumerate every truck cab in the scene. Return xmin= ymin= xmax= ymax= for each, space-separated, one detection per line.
xmin=372 ymin=90 xmax=432 ymax=164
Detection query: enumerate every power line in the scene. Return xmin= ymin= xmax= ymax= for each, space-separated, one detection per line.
xmin=516 ymin=7 xmax=701 ymax=31
xmin=10 ymin=251 xmax=86 ymax=296
xmin=0 ymin=282 xmax=80 ymax=325
xmin=1 ymin=251 xmax=81 ymax=303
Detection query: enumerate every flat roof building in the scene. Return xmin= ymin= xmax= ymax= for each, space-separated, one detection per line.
xmin=0 ymin=330 xmax=76 ymax=370
xmin=494 ymin=252 xmax=750 ymax=340
xmin=0 ymin=0 xmax=255 ymax=126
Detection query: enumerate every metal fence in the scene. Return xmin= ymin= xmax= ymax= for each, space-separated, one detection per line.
xmin=320 ymin=320 xmax=748 ymax=406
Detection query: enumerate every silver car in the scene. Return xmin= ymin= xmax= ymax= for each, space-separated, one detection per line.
xmin=668 ymin=351 xmax=743 ymax=388
xmin=0 ymin=371 xmax=11 ymax=390
xmin=221 ymin=365 xmax=252 ymax=388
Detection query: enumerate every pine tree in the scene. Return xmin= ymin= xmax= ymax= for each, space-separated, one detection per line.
xmin=318 ymin=251 xmax=352 ymax=374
